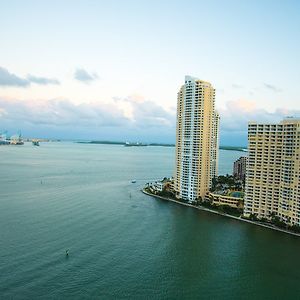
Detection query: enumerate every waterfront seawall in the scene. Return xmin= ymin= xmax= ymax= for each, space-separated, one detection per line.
xmin=142 ymin=189 xmax=300 ymax=238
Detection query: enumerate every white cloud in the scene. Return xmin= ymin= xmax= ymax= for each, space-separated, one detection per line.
xmin=0 ymin=66 xmax=60 ymax=87
xmin=74 ymin=68 xmax=98 ymax=83
xmin=1 ymin=95 xmax=297 ymax=145
xmin=219 ymin=99 xmax=300 ymax=145
xmin=0 ymin=95 xmax=175 ymax=140
xmin=27 ymin=75 xmax=60 ymax=85
xmin=263 ymin=83 xmax=281 ymax=93
xmin=232 ymin=84 xmax=244 ymax=89
xmin=0 ymin=67 xmax=29 ymax=87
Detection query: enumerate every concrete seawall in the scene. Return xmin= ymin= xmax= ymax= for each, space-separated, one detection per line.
xmin=142 ymin=189 xmax=300 ymax=238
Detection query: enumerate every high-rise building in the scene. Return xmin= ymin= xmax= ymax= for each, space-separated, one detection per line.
xmin=174 ymin=75 xmax=219 ymax=202
xmin=233 ymin=156 xmax=248 ymax=181
xmin=244 ymin=118 xmax=300 ymax=226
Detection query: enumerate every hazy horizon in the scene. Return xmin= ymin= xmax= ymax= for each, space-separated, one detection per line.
xmin=12 ymin=137 xmax=248 ymax=148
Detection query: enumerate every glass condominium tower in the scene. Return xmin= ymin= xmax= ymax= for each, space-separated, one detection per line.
xmin=174 ymin=75 xmax=220 ymax=202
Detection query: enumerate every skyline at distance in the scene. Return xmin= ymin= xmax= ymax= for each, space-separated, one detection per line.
xmin=0 ymin=0 xmax=300 ymax=146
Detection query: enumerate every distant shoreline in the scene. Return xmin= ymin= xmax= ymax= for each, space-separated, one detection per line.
xmin=142 ymin=189 xmax=300 ymax=238
xmin=77 ymin=141 xmax=247 ymax=152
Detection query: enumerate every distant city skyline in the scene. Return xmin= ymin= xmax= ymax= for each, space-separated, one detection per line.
xmin=0 ymin=0 xmax=299 ymax=145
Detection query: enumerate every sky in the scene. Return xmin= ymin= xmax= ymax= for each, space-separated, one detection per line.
xmin=0 ymin=0 xmax=299 ymax=146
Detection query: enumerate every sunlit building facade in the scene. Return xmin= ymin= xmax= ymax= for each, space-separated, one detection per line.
xmin=174 ymin=75 xmax=219 ymax=202
xmin=244 ymin=118 xmax=300 ymax=226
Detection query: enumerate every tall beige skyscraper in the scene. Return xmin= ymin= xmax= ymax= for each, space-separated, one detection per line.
xmin=174 ymin=75 xmax=219 ymax=202
xmin=244 ymin=118 xmax=300 ymax=226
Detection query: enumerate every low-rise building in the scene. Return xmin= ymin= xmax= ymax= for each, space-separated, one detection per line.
xmin=205 ymin=191 xmax=244 ymax=209
xmin=148 ymin=178 xmax=173 ymax=194
xmin=153 ymin=181 xmax=164 ymax=192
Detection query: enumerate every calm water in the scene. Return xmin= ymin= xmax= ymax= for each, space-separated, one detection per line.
xmin=0 ymin=143 xmax=299 ymax=299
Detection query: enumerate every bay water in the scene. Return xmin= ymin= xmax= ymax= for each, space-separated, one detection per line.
xmin=0 ymin=143 xmax=299 ymax=299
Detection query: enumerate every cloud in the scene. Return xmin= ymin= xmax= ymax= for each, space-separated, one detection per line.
xmin=0 ymin=95 xmax=175 ymax=141
xmin=216 ymin=88 xmax=225 ymax=94
xmin=232 ymin=84 xmax=244 ymax=89
xmin=123 ymin=95 xmax=175 ymax=128
xmin=263 ymin=83 xmax=281 ymax=93
xmin=2 ymin=94 xmax=296 ymax=146
xmin=218 ymin=99 xmax=300 ymax=146
xmin=27 ymin=75 xmax=60 ymax=85
xmin=0 ymin=97 xmax=126 ymax=128
xmin=74 ymin=68 xmax=98 ymax=83
xmin=219 ymin=99 xmax=300 ymax=131
xmin=0 ymin=67 xmax=30 ymax=87
xmin=0 ymin=66 xmax=60 ymax=87
xmin=0 ymin=107 xmax=7 ymax=117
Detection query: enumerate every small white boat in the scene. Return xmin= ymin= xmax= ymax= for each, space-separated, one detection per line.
xmin=131 ymin=180 xmax=136 ymax=183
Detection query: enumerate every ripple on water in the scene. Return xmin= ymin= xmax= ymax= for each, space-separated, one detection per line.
xmin=1 ymin=144 xmax=300 ymax=299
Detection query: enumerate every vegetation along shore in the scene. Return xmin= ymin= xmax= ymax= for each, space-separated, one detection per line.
xmin=142 ymin=188 xmax=300 ymax=238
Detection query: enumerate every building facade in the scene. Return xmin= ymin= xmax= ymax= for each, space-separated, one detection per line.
xmin=244 ymin=118 xmax=300 ymax=226
xmin=233 ymin=156 xmax=248 ymax=181
xmin=174 ymin=75 xmax=219 ymax=202
xmin=205 ymin=192 xmax=244 ymax=209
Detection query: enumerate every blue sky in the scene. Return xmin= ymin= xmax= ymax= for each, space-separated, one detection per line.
xmin=0 ymin=0 xmax=299 ymax=145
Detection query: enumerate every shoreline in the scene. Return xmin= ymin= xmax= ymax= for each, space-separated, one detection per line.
xmin=142 ymin=189 xmax=300 ymax=238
